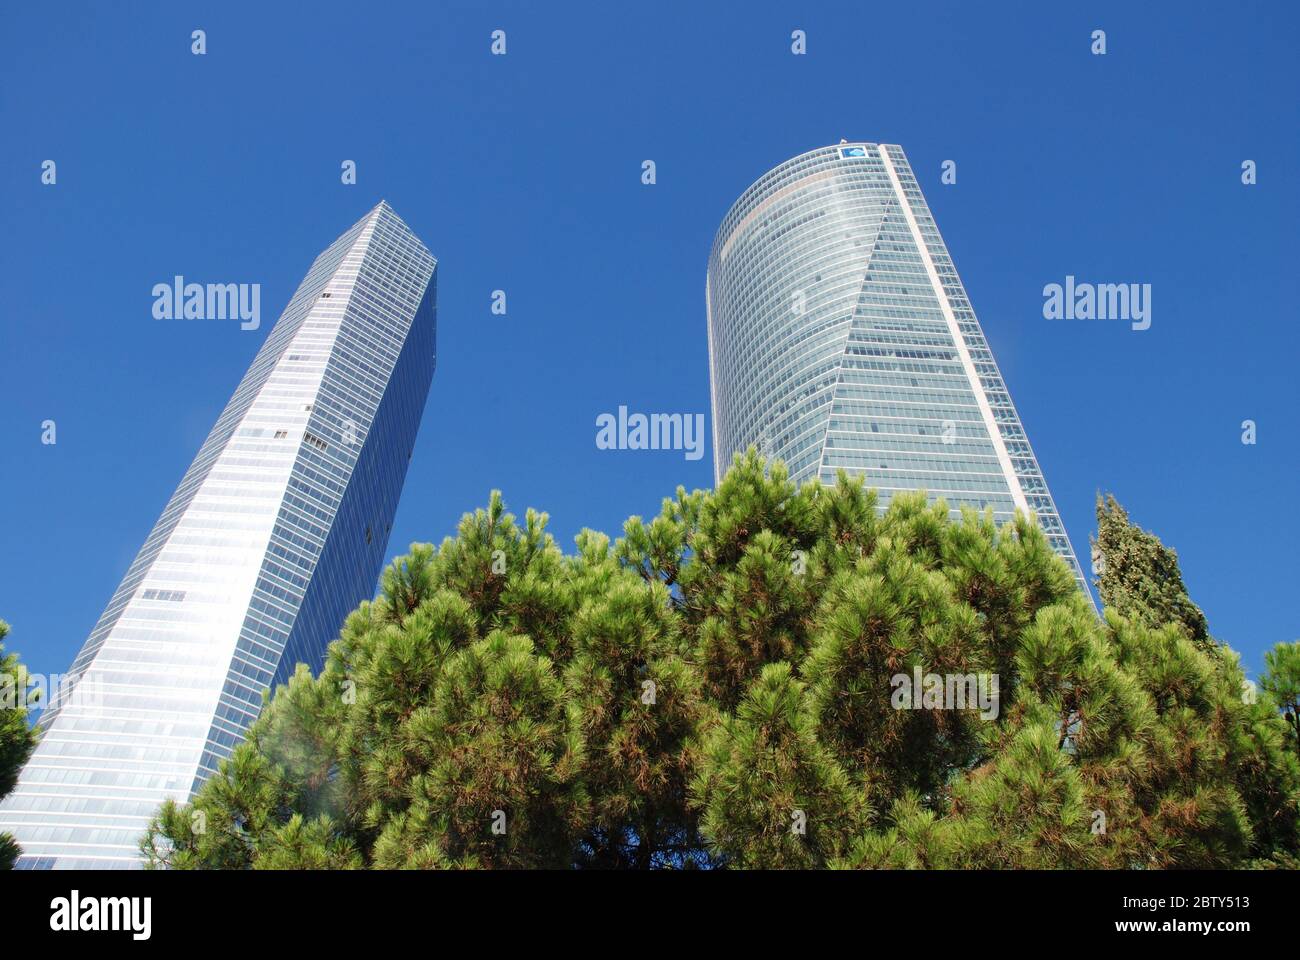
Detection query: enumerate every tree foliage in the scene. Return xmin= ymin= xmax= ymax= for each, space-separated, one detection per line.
xmin=142 ymin=454 xmax=1300 ymax=868
xmin=1092 ymin=494 xmax=1212 ymax=652
xmin=1262 ymin=642 xmax=1300 ymax=762
xmin=1090 ymin=494 xmax=1300 ymax=864
xmin=0 ymin=619 xmax=38 ymax=870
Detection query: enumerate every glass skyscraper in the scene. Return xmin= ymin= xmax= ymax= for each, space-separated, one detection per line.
xmin=0 ymin=200 xmax=437 ymax=868
xmin=706 ymin=143 xmax=1087 ymax=592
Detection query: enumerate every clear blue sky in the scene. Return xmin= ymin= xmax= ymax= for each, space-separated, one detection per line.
xmin=1 ymin=1 xmax=1296 ymax=686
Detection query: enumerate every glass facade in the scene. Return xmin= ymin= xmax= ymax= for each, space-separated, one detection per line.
xmin=706 ymin=143 xmax=1087 ymax=593
xmin=0 ymin=201 xmax=438 ymax=868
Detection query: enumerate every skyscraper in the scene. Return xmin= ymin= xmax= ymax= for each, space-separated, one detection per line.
xmin=0 ymin=201 xmax=437 ymax=868
xmin=706 ymin=143 xmax=1087 ymax=592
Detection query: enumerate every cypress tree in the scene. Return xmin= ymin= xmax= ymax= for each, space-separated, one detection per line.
xmin=1092 ymin=494 xmax=1212 ymax=651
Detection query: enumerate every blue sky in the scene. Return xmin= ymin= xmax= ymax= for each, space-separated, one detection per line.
xmin=1 ymin=1 xmax=1296 ymax=686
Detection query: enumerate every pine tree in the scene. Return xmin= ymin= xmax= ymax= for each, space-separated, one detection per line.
xmin=0 ymin=619 xmax=37 ymax=870
xmin=1262 ymin=642 xmax=1300 ymax=759
xmin=1091 ymin=495 xmax=1300 ymax=864
xmin=141 ymin=456 xmax=1300 ymax=869
xmin=691 ymin=662 xmax=866 ymax=868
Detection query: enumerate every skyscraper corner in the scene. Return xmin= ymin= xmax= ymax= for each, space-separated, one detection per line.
xmin=0 ymin=201 xmax=438 ymax=868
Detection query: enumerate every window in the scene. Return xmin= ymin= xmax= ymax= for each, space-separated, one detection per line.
xmin=304 ymin=432 xmax=327 ymax=451
xmin=274 ymin=430 xmax=288 ymax=439
xmin=142 ymin=589 xmax=185 ymax=602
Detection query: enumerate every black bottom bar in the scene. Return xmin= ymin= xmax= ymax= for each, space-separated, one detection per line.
xmin=2 ymin=868 xmax=1279 ymax=945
